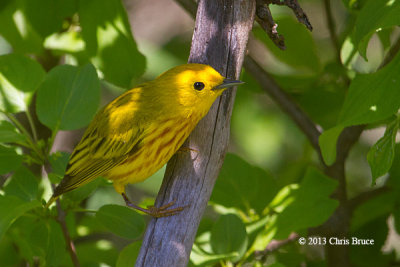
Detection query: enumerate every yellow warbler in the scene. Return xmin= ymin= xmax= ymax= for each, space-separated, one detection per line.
xmin=47 ymin=63 xmax=243 ymax=216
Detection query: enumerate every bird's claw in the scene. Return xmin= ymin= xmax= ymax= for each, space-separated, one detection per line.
xmin=146 ymin=200 xmax=186 ymax=218
xmin=123 ymin=193 xmax=187 ymax=218
xmin=177 ymin=147 xmax=199 ymax=154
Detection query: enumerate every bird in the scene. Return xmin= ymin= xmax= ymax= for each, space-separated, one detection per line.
xmin=46 ymin=63 xmax=243 ymax=217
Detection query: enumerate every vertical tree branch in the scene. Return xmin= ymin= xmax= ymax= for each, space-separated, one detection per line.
xmin=173 ymin=1 xmax=400 ymax=267
xmin=135 ymin=1 xmax=256 ymax=266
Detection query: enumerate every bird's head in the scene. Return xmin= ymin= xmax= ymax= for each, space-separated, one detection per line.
xmin=153 ymin=63 xmax=243 ymax=118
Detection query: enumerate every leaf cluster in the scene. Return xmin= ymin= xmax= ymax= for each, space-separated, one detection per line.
xmin=0 ymin=0 xmax=147 ymax=266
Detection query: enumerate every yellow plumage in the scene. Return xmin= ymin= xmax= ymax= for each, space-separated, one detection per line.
xmin=47 ymin=63 xmax=243 ymax=216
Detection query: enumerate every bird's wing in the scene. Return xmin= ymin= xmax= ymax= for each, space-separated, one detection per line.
xmin=53 ymin=90 xmax=149 ymax=196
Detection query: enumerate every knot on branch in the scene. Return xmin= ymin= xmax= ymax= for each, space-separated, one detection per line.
xmin=256 ymin=0 xmax=312 ymax=50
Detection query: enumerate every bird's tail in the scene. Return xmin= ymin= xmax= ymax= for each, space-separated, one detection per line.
xmin=45 ymin=195 xmax=59 ymax=209
xmin=45 ymin=174 xmax=77 ymax=208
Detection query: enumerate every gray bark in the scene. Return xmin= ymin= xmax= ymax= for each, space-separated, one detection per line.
xmin=135 ymin=0 xmax=255 ymax=266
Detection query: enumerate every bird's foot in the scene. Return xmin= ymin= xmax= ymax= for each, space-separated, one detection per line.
xmin=145 ymin=200 xmax=187 ymax=217
xmin=177 ymin=147 xmax=198 ymax=154
xmin=122 ymin=193 xmax=186 ymax=218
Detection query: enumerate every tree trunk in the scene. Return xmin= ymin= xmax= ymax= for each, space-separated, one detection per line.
xmin=135 ymin=0 xmax=256 ymax=266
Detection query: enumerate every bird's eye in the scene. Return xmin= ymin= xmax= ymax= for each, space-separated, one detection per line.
xmin=193 ymin=82 xmax=205 ymax=91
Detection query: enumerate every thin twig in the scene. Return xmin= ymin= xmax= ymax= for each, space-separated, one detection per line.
xmin=347 ymin=186 xmax=390 ymax=213
xmin=25 ymin=109 xmax=38 ymax=142
xmin=256 ymin=0 xmax=286 ymax=49
xmin=254 ymin=233 xmax=299 ymax=261
xmin=55 ymin=197 xmax=81 ymax=267
xmin=268 ymin=0 xmax=312 ymax=30
xmin=3 ymin=112 xmax=45 ymax=161
xmin=45 ymin=164 xmax=81 ymax=267
xmin=255 ymin=0 xmax=312 ymax=49
xmin=380 ymin=34 xmax=400 ymax=68
xmin=323 ymin=0 xmax=341 ymax=65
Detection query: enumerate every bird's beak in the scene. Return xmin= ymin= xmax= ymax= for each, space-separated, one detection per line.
xmin=213 ymin=79 xmax=244 ymax=91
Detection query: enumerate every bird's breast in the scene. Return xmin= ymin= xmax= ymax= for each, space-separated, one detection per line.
xmin=107 ymin=116 xmax=198 ymax=184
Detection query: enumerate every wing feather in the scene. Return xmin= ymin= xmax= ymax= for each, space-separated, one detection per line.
xmin=53 ymin=88 xmax=148 ymax=197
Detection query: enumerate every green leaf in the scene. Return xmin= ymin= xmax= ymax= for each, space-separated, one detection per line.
xmin=0 ymin=236 xmax=20 ymax=267
xmin=319 ymin=125 xmax=344 ymax=166
xmin=0 ymin=120 xmax=26 ymax=144
xmin=269 ymin=184 xmax=298 ymax=214
xmin=0 ymin=53 xmax=45 ymax=112
xmin=0 ymin=145 xmax=22 ymax=174
xmin=48 ymin=151 xmax=70 ymax=184
xmin=96 ymin=204 xmax=145 ymax=239
xmin=350 ymin=217 xmax=394 ymax=266
xmin=244 ymin=212 xmax=277 ymax=256
xmin=377 ymin=27 xmax=393 ymax=51
xmin=367 ymin=118 xmax=398 ymax=182
xmin=3 ymin=166 xmax=38 ymax=201
xmin=388 ymin=144 xmax=400 ymax=185
xmin=64 ymin=178 xmax=103 ymax=203
xmin=49 ymin=151 xmax=70 ymax=177
xmin=240 ymin=70 xmax=263 ymax=93
xmin=46 ymin=220 xmax=68 ymax=266
xmin=341 ymin=0 xmax=369 ymax=10
xmin=116 ymin=242 xmax=141 ymax=267
xmin=36 ymin=63 xmax=100 ymax=131
xmin=267 ymin=263 xmax=286 ymax=267
xmin=44 ymin=31 xmax=85 ymax=54
xmin=79 ymin=0 xmax=146 ymax=88
xmin=76 ymin=241 xmax=118 ymax=266
xmin=21 ymin=0 xmax=77 ymax=39
xmin=253 ymin=17 xmax=320 ymax=73
xmin=393 ymin=206 xmax=400 ymax=235
xmin=0 ymin=53 xmax=46 ymax=92
xmin=273 ymin=75 xmax=319 ymax=94
xmin=353 ymin=0 xmax=400 ymax=59
xmin=351 ymin=190 xmax=396 ymax=231
xmin=211 ymin=153 xmax=278 ymax=214
xmin=210 ymin=214 xmax=248 ymax=262
xmin=275 ymin=243 xmax=306 ymax=267
xmin=298 ymin=83 xmax=345 ymax=129
xmin=27 ymin=220 xmax=49 ymax=260
xmin=8 ymin=218 xmax=36 ymax=264
xmin=0 ymin=1 xmax=43 ymax=53
xmin=190 ymin=243 xmax=238 ymax=267
xmin=0 ymin=0 xmax=76 ymax=54
xmin=0 ymin=195 xmax=41 ymax=240
xmin=338 ymin=52 xmax=400 ymax=126
xmin=276 ymin=161 xmax=308 ymax=188
xmin=77 ymin=213 xmax=108 ymax=235
xmin=340 ymin=36 xmax=358 ymax=68
xmin=273 ymin=167 xmax=339 ymax=239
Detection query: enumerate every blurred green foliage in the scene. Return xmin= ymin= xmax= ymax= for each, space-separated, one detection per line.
xmin=0 ymin=0 xmax=400 ymax=266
